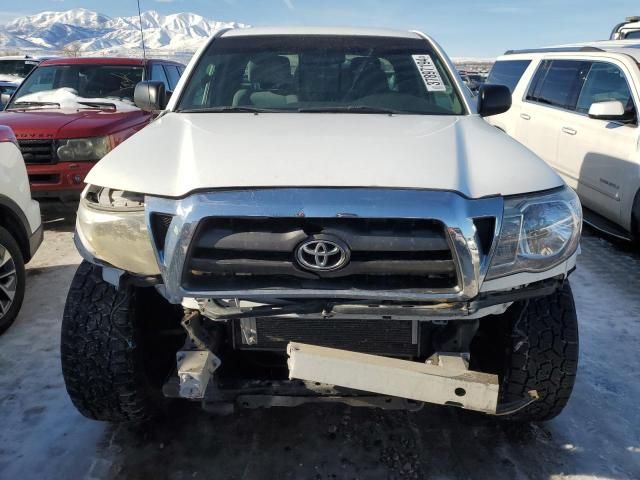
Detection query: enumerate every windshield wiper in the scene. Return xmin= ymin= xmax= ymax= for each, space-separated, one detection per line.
xmin=297 ymin=106 xmax=399 ymax=115
xmin=8 ymin=101 xmax=60 ymax=110
xmin=77 ymin=101 xmax=117 ymax=110
xmin=179 ymin=106 xmax=284 ymax=113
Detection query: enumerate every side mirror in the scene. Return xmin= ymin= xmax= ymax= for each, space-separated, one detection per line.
xmin=0 ymin=93 xmax=11 ymax=109
xmin=134 ymin=81 xmax=167 ymax=112
xmin=588 ymin=100 xmax=631 ymax=122
xmin=477 ymin=84 xmax=511 ymax=117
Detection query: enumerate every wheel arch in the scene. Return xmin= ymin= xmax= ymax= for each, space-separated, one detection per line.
xmin=0 ymin=195 xmax=31 ymax=262
xmin=631 ymin=186 xmax=640 ymax=239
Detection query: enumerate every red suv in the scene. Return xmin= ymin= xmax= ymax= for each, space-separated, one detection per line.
xmin=0 ymin=57 xmax=184 ymax=199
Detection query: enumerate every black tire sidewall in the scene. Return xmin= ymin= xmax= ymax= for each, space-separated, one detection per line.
xmin=61 ymin=261 xmax=176 ymax=422
xmin=0 ymin=226 xmax=26 ymax=335
xmin=500 ymin=283 xmax=579 ymax=422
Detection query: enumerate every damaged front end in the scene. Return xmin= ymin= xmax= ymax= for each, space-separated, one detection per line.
xmin=74 ymin=187 xmax=579 ymax=416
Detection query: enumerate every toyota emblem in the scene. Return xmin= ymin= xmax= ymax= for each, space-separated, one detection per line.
xmin=295 ymin=237 xmax=350 ymax=272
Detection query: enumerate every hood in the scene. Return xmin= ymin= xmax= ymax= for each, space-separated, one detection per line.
xmin=87 ymin=112 xmax=564 ymax=199
xmin=0 ymin=109 xmax=149 ymax=139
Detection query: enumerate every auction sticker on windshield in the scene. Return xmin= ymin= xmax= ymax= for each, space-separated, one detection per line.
xmin=412 ymin=55 xmax=446 ymax=92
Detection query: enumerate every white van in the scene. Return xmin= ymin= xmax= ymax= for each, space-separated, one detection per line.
xmin=486 ymin=41 xmax=640 ymax=240
xmin=610 ymin=17 xmax=640 ymax=40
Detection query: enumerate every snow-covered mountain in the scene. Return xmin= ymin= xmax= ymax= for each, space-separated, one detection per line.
xmin=0 ymin=8 xmax=247 ymax=57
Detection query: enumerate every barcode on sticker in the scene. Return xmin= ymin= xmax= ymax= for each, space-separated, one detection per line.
xmin=412 ymin=55 xmax=446 ymax=92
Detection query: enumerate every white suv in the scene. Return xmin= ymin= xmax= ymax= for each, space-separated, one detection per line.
xmin=486 ymin=41 xmax=640 ymax=240
xmin=0 ymin=125 xmax=42 ymax=333
xmin=61 ymin=27 xmax=582 ymax=424
xmin=610 ymin=16 xmax=640 ymax=40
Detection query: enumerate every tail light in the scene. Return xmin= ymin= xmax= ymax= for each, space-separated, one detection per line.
xmin=0 ymin=125 xmax=18 ymax=148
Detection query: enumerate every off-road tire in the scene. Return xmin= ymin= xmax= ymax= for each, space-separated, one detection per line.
xmin=500 ymin=283 xmax=579 ymax=422
xmin=61 ymin=261 xmax=180 ymax=423
xmin=0 ymin=226 xmax=26 ymax=335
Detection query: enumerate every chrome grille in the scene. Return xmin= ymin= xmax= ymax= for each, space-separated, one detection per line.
xmin=18 ymin=139 xmax=57 ymax=165
xmin=183 ymin=217 xmax=458 ymax=292
xmin=145 ymin=189 xmax=504 ymax=303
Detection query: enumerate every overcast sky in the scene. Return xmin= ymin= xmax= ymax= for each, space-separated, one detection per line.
xmin=0 ymin=0 xmax=638 ymax=57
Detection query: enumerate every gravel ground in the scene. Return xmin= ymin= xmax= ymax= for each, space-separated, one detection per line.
xmin=0 ymin=204 xmax=639 ymax=480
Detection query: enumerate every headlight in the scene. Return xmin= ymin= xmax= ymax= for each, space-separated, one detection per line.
xmin=85 ymin=185 xmax=144 ymax=211
xmin=57 ymin=136 xmax=112 ymax=162
xmin=76 ymin=185 xmax=160 ymax=275
xmin=486 ymin=186 xmax=582 ymax=280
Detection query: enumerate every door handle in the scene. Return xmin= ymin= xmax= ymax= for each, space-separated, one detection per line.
xmin=520 ymin=113 xmax=531 ymax=120
xmin=562 ymin=127 xmax=577 ymax=136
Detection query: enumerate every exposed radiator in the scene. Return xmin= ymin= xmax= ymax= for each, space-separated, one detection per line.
xmin=232 ymin=318 xmax=419 ymax=358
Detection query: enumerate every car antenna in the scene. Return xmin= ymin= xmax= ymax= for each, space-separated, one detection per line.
xmin=137 ymin=0 xmax=148 ymax=65
xmin=136 ymin=0 xmax=151 ymax=107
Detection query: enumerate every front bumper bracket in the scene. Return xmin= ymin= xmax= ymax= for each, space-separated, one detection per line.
xmin=287 ymin=342 xmax=500 ymax=414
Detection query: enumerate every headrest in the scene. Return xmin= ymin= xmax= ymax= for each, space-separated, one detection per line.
xmin=248 ymin=55 xmax=292 ymax=89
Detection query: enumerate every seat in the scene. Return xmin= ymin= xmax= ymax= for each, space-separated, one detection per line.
xmin=297 ymin=52 xmax=346 ymax=102
xmin=233 ymin=55 xmax=297 ymax=108
xmin=346 ymin=57 xmax=390 ymax=100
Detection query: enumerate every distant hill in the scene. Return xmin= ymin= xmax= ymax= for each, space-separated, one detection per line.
xmin=0 ymin=8 xmax=247 ymax=59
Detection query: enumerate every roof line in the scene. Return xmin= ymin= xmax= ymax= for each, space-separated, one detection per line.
xmin=504 ymin=46 xmax=605 ymax=55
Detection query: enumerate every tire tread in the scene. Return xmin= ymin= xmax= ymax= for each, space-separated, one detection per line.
xmin=501 ymin=283 xmax=579 ymax=422
xmin=61 ymin=262 xmax=156 ymax=422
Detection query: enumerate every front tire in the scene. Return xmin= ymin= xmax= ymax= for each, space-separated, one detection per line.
xmin=61 ymin=261 xmax=181 ymax=422
xmin=500 ymin=283 xmax=579 ymax=422
xmin=0 ymin=226 xmax=26 ymax=335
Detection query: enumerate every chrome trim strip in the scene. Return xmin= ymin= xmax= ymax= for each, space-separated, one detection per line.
xmin=145 ymin=188 xmax=503 ymax=304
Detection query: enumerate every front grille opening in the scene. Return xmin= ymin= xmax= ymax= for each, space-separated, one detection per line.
xmin=28 ymin=174 xmax=60 ymax=184
xmin=18 ymin=139 xmax=57 ymax=165
xmin=150 ymin=213 xmax=174 ymax=253
xmin=184 ymin=217 xmax=459 ymax=292
xmin=473 ymin=217 xmax=496 ymax=256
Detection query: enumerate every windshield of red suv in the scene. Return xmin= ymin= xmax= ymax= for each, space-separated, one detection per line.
xmin=9 ymin=64 xmax=144 ymax=108
xmin=177 ymin=35 xmax=465 ymax=115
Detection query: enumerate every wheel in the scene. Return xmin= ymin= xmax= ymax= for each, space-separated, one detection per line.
xmin=0 ymin=226 xmax=26 ymax=335
xmin=61 ymin=261 xmax=183 ymax=422
xmin=500 ymin=283 xmax=579 ymax=422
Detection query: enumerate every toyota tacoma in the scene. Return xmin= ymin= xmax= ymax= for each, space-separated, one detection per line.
xmin=62 ymin=27 xmax=582 ymax=423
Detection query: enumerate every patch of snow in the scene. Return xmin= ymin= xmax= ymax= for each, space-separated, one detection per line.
xmin=16 ymin=87 xmax=139 ymax=112
xmin=0 ymin=74 xmax=22 ymax=84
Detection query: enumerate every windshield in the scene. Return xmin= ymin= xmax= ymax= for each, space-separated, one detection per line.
xmin=177 ymin=35 xmax=465 ymax=115
xmin=10 ymin=64 xmax=144 ymax=108
xmin=0 ymin=60 xmax=38 ymax=79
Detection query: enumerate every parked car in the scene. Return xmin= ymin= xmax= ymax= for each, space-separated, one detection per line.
xmin=0 ymin=55 xmax=47 ymax=84
xmin=0 ymin=82 xmax=17 ymax=109
xmin=62 ymin=27 xmax=582 ymax=424
xmin=486 ymin=41 xmax=640 ymax=240
xmin=0 ymin=57 xmax=185 ymax=199
xmin=0 ymin=125 xmax=42 ymax=334
xmin=610 ymin=16 xmax=640 ymax=39
xmin=460 ymin=71 xmax=486 ymax=93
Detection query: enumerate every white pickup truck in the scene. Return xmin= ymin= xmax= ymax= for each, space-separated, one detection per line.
xmin=61 ymin=27 xmax=582 ymax=424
